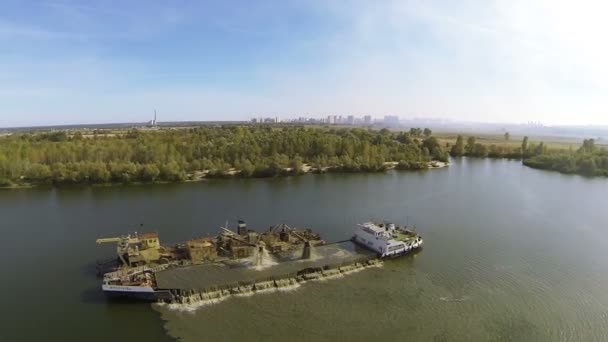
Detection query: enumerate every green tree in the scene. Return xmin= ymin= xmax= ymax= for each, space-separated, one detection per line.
xmin=409 ymin=128 xmax=422 ymax=137
xmin=396 ymin=132 xmax=411 ymax=144
xmin=534 ymin=142 xmax=546 ymax=156
xmin=289 ymin=155 xmax=304 ymax=174
xmin=109 ymin=162 xmax=138 ymax=183
xmin=522 ymin=136 xmax=529 ymax=156
xmin=472 ymin=143 xmax=488 ymax=157
xmin=578 ymin=158 xmax=597 ymax=176
xmin=523 ymin=140 xmax=608 ymax=177
xmin=139 ymin=164 xmax=160 ymax=182
xmin=580 ymin=139 xmax=596 ymax=153
xmin=51 ymin=163 xmax=69 ymax=183
xmin=239 ymin=159 xmax=255 ymax=177
xmin=422 ymin=137 xmax=448 ymax=162
xmin=0 ymin=125 xmax=448 ymax=185
xmin=87 ymin=162 xmax=110 ymax=183
xmin=160 ymin=161 xmax=185 ymax=181
xmin=465 ymin=136 xmax=476 ymax=155
xmin=451 ymin=135 xmax=465 ymax=156
xmin=25 ymin=164 xmax=52 ymax=182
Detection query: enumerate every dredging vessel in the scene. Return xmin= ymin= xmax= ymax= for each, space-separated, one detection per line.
xmin=95 ymin=220 xmax=422 ymax=302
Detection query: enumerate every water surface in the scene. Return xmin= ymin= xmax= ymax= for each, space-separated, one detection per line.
xmin=1 ymin=158 xmax=607 ymax=341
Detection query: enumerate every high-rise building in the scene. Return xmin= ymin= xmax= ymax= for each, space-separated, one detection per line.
xmin=363 ymin=115 xmax=372 ymax=125
xmin=384 ymin=115 xmax=399 ymax=125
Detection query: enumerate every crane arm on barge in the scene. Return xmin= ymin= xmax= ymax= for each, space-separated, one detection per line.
xmin=96 ymin=235 xmax=137 ymax=267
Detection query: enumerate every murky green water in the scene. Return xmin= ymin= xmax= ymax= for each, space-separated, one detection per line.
xmin=2 ymin=158 xmax=608 ymax=341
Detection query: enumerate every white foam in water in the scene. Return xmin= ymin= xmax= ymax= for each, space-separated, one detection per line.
xmin=232 ymin=286 xmax=255 ymax=297
xmin=249 ymin=248 xmax=279 ymax=270
xmin=234 ymin=290 xmax=255 ymax=298
xmin=304 ymin=244 xmax=321 ymax=261
xmin=339 ymin=262 xmax=382 ymax=275
xmin=340 ymin=268 xmax=361 ymax=275
xmin=161 ymin=295 xmax=231 ymax=313
xmin=161 ymin=260 xmax=384 ymax=312
xmin=312 ymin=273 xmax=343 ymax=282
xmin=277 ymin=283 xmax=301 ymax=292
xmin=253 ymin=281 xmax=276 ymax=293
xmin=318 ymin=269 xmax=344 ymax=281
xmin=439 ymin=295 xmax=471 ymax=302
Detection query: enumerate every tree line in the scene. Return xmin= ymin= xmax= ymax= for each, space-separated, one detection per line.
xmin=448 ymin=135 xmax=542 ymax=159
xmin=0 ymin=126 xmax=448 ymax=186
xmin=449 ymin=134 xmax=608 ymax=177
xmin=523 ymin=139 xmax=608 ymax=177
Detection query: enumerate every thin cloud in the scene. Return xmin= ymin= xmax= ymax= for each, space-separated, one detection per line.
xmin=0 ymin=0 xmax=607 ymax=126
xmin=0 ymin=20 xmax=75 ymax=40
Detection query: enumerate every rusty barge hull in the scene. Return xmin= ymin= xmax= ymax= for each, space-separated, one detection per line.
xmin=156 ymin=241 xmax=373 ymax=290
xmin=148 ymin=240 xmax=392 ymax=304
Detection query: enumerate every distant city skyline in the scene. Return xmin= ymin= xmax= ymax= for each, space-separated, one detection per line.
xmin=2 ymin=1 xmax=608 ymax=127
xmin=0 ymin=108 xmax=560 ymax=129
xmin=2 ymin=110 xmax=607 ymax=130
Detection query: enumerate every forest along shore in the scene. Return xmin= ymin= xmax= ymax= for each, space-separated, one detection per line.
xmin=185 ymin=160 xmax=449 ymax=182
xmin=0 ymin=125 xmax=449 ymax=188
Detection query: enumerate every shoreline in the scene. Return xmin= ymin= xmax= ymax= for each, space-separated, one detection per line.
xmin=0 ymin=161 xmax=449 ymax=190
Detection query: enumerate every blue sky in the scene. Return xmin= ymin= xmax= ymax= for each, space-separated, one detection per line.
xmin=1 ymin=0 xmax=607 ymax=127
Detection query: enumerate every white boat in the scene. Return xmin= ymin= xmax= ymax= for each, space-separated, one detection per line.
xmin=101 ymin=265 xmax=172 ymax=301
xmin=352 ymin=222 xmax=423 ymax=258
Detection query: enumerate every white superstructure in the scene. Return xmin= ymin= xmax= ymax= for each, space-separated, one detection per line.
xmin=352 ymin=222 xmax=422 ymax=257
xmin=100 ymin=264 xmax=171 ymax=298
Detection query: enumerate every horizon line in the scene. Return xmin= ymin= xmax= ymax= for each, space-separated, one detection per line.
xmin=2 ymin=118 xmax=608 ymax=131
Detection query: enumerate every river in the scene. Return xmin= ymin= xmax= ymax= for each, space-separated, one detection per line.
xmin=1 ymin=158 xmax=607 ymax=341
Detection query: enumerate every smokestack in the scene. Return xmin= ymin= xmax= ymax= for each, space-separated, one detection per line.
xmin=238 ymin=220 xmax=247 ymax=235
